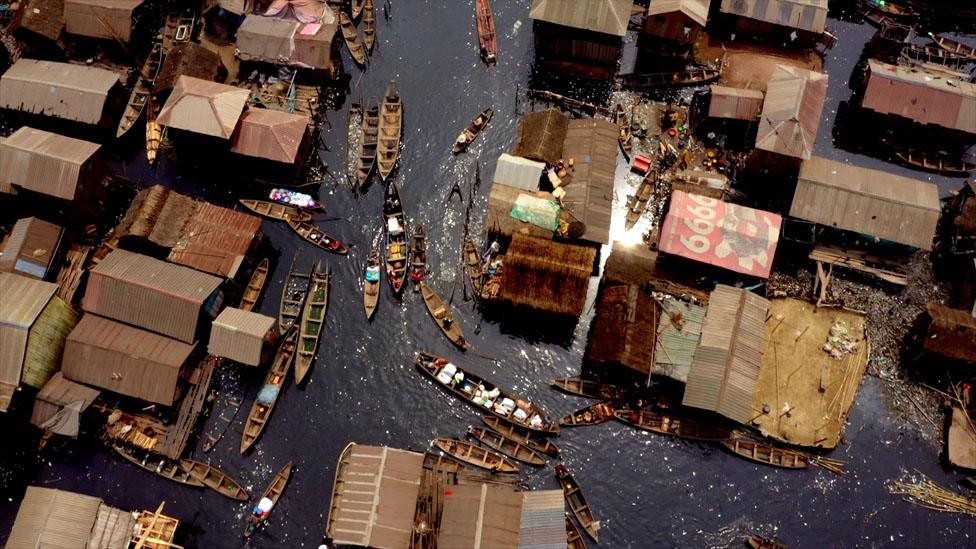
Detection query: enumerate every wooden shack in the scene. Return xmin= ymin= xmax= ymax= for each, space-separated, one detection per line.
xmin=922 ymin=303 xmax=976 ymax=364
xmin=642 ymin=0 xmax=709 ymax=45
xmin=30 ymin=372 xmax=100 ymax=438
xmin=529 ymin=0 xmax=633 ymax=79
xmin=0 ymin=58 xmax=123 ymax=128
xmin=716 ymin=0 xmax=829 ymax=46
xmin=208 ymin=307 xmax=276 ymax=367
xmin=584 ymin=283 xmax=659 ymax=379
xmin=14 ymin=0 xmax=65 ymax=52
xmin=153 ymin=42 xmax=227 ymax=96
xmin=63 ymin=0 xmax=144 ymax=43
xmin=753 ymin=64 xmax=828 ymax=169
xmin=0 ymin=217 xmax=64 ymax=280
xmin=558 ymin=118 xmax=617 ymax=246
xmin=230 ymin=108 xmax=313 ymax=171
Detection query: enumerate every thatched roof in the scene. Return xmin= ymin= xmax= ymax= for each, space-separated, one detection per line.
xmin=493 ymin=233 xmax=595 ymax=316
xmin=115 ymin=185 xmax=195 ymax=248
xmin=511 ymin=109 xmax=568 ymax=165
xmin=154 ymin=43 xmax=226 ymax=94
xmin=584 ymin=283 xmax=658 ymax=376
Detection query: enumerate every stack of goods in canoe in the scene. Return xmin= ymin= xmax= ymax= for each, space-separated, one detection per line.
xmin=239 ymin=199 xmax=312 ymax=222
xmin=295 ymin=261 xmax=329 ymax=384
xmin=481 ymin=415 xmax=559 ymax=456
xmin=363 ymin=248 xmax=381 ymax=319
xmin=383 ymin=182 xmax=408 ymax=293
xmin=269 ymin=188 xmax=323 ymax=210
xmin=420 ymin=282 xmax=467 ymax=350
xmin=180 ymin=460 xmax=249 ymax=500
xmin=244 ymin=461 xmax=293 ymax=537
xmin=452 ymin=107 xmax=493 ymax=153
xmin=241 ymin=328 xmax=297 ymax=453
xmin=433 ymin=438 xmax=519 ymax=473
xmin=560 ymin=402 xmax=616 ymax=427
xmin=465 ymin=426 xmax=546 ymax=466
xmin=287 ymin=219 xmax=348 ymax=254
xmin=556 ymin=463 xmax=600 ymax=542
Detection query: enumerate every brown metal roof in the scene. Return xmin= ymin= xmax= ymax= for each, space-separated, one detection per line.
xmin=63 ymin=314 xmax=195 ymax=406
xmin=209 ymin=308 xmax=275 ymax=366
xmin=0 ymin=217 xmax=63 ymax=279
xmin=64 ymin=0 xmax=143 ymax=42
xmin=230 ymin=108 xmax=309 ymax=163
xmin=924 ymin=303 xmax=976 ymax=362
xmin=529 ymin=0 xmax=634 ymax=37
xmin=0 ymin=273 xmax=57 ymax=408
xmin=157 ymin=76 xmax=250 ymax=138
xmin=0 ymin=126 xmax=101 ymax=200
xmin=83 ymin=250 xmax=222 ymax=343
xmin=791 ymin=156 xmax=941 ymax=250
xmin=30 ymin=372 xmax=100 ymax=430
xmin=862 ymin=60 xmax=976 ymax=134
xmin=0 ymin=59 xmax=119 ymax=124
xmin=18 ymin=0 xmax=65 ymax=42
xmin=755 ymin=64 xmax=827 ymax=160
xmin=236 ymin=15 xmax=299 ymax=61
xmin=154 ymin=42 xmax=225 ymax=94
xmin=682 ymin=285 xmax=770 ymax=425
xmin=517 ymin=490 xmax=566 ymax=548
xmin=719 ymin=0 xmax=827 ymax=33
xmin=437 ymin=483 xmax=522 ymax=549
xmin=560 ymin=118 xmax=617 ymax=245
xmin=167 ymin=201 xmax=263 ymax=279
xmin=6 ymin=487 xmax=105 ymax=549
xmin=708 ymin=85 xmax=764 ymax=120
xmin=646 ymin=0 xmax=709 ymax=27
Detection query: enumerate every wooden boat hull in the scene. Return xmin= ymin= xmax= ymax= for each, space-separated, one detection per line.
xmin=721 ymin=437 xmax=809 ymax=469
xmin=117 ymin=41 xmax=163 ymax=138
xmin=363 ymin=0 xmax=376 ymax=52
xmin=896 ymin=151 xmax=975 ymax=176
xmin=555 ymin=464 xmax=599 ymax=542
xmin=615 ymin=104 xmax=633 ymax=160
xmin=295 ymin=264 xmax=329 ymax=384
xmin=614 ymin=409 xmax=731 ymax=441
xmin=551 ymin=377 xmax=630 ymax=401
xmin=376 ymin=81 xmax=403 ymax=181
xmin=409 ymin=225 xmax=427 ymax=291
xmin=339 ymin=11 xmax=367 ymax=66
xmin=278 ymin=254 xmax=310 ymax=335
xmin=241 ymin=328 xmax=296 ymax=453
xmin=620 ymin=68 xmax=720 ymax=89
xmin=466 ymin=426 xmax=546 ymax=466
xmin=560 ymin=402 xmax=615 ymax=427
xmin=420 ymin=282 xmax=467 ymax=350
xmin=113 ymin=445 xmax=203 ymax=487
xmin=475 ymin=0 xmax=497 ymax=64
xmin=181 ymin=460 xmax=249 ymax=500
xmin=239 ymin=199 xmax=312 ymax=222
xmin=357 ymin=98 xmax=379 ymax=188
xmin=862 ymin=0 xmax=917 ymax=19
xmin=464 ymin=239 xmax=482 ymax=293
xmin=931 ymin=33 xmax=976 ymax=61
xmin=384 ymin=182 xmax=408 ymax=294
xmin=287 ymin=219 xmax=348 ymax=254
xmin=244 ymin=461 xmax=293 ymax=537
xmin=351 ymin=0 xmax=364 ymax=19
xmin=433 ymin=438 xmax=519 ymax=473
xmin=481 ymin=415 xmax=559 ymax=456
xmin=567 ymin=516 xmax=587 ymax=549
xmin=624 ymin=171 xmax=656 ymax=230
xmin=239 ymin=258 xmax=269 ymax=312
xmin=452 ymin=107 xmax=493 ymax=153
xmin=364 ymin=251 xmax=380 ymax=319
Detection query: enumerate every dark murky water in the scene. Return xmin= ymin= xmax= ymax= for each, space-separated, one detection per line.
xmin=2 ymin=2 xmax=976 ymax=547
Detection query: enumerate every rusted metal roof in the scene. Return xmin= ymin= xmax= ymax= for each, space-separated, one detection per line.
xmin=560 ymin=118 xmax=617 ymax=245
xmin=924 ymin=303 xmax=976 ymax=362
xmin=654 ymin=296 xmax=705 ymax=383
xmin=5 ymin=487 xmax=126 ymax=549
xmin=646 ymin=0 xmax=709 ymax=27
xmin=0 ymin=126 xmax=101 ymax=200
xmin=64 ymin=0 xmax=143 ymax=42
xmin=517 ymin=490 xmax=565 ymax=549
xmin=236 ymin=9 xmax=337 ymax=69
xmin=0 ymin=273 xmax=57 ymax=410
xmin=209 ymin=308 xmax=275 ymax=366
xmin=231 ymin=108 xmax=309 ymax=163
xmin=791 ymin=156 xmax=941 ymax=250
xmin=438 ymin=483 xmax=522 ymax=548
xmin=708 ymin=85 xmax=764 ymax=120
xmin=755 ymin=64 xmax=827 ymax=159
xmin=862 ymin=60 xmax=976 ymax=134
xmin=0 ymin=59 xmax=119 ymax=124
xmin=167 ymin=202 xmax=263 ymax=279
xmin=83 ymin=250 xmax=222 ymax=343
xmin=30 ymin=372 xmax=100 ymax=433
xmin=0 ymin=217 xmax=63 ymax=279
xmin=529 ymin=0 xmax=634 ymax=37
xmin=719 ymin=0 xmax=827 ymax=34
xmin=157 ymin=76 xmax=250 ymax=138
xmin=18 ymin=0 xmax=65 ymax=42
xmin=682 ymin=285 xmax=770 ymax=425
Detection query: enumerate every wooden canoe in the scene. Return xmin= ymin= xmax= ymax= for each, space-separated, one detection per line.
xmin=363 ymin=248 xmax=380 ymax=320
xmin=117 ymin=40 xmax=164 ymax=138
xmin=624 ymin=170 xmax=656 ymax=230
xmin=363 ymin=0 xmax=376 ymax=52
xmin=555 ymin=463 xmax=600 ymax=542
xmin=244 ymin=461 xmax=293 ymax=537
xmin=614 ymin=409 xmax=731 ymax=441
xmin=433 ymin=438 xmax=519 ymax=473
xmin=376 ymin=80 xmax=403 ymax=181
xmin=287 ymin=219 xmax=348 ymax=254
xmin=239 ymin=199 xmax=312 ymax=223
xmin=721 ymin=437 xmax=809 ymax=469
xmin=896 ymin=151 xmax=975 ymax=176
xmin=901 ymin=44 xmax=969 ymax=64
xmin=931 ymin=33 xmax=976 ymax=60
xmin=113 ymin=444 xmax=203 ymax=487
xmin=420 ymin=282 xmax=467 ymax=350
xmin=357 ymin=97 xmax=379 ymax=188
xmin=278 ymin=253 xmax=310 ymax=335
xmin=409 ymin=225 xmax=426 ymax=292
xmin=241 ymin=327 xmax=296 ymax=453
xmin=747 ymin=536 xmax=788 ymax=549
xmin=481 ymin=415 xmax=559 ymax=456
xmin=384 ymin=181 xmax=408 ymax=294
xmin=464 ymin=239 xmax=483 ymax=294
xmin=567 ymin=516 xmax=587 ymax=549
xmin=551 ymin=377 xmax=631 ymax=401
xmin=351 ymin=0 xmax=364 ymax=19
xmin=415 ymin=352 xmax=558 ymax=433
xmin=560 ymin=402 xmax=616 ymax=427
xmin=201 ymin=377 xmax=244 ymax=453
xmin=338 ymin=10 xmax=367 ymax=67
xmin=295 ymin=261 xmax=329 ymax=384
xmin=239 ymin=258 xmax=269 ymax=311
xmin=615 ymin=103 xmax=633 ymax=160
xmin=475 ymin=0 xmax=497 ymax=64
xmin=452 ymin=107 xmax=493 ymax=154
xmin=466 ymin=426 xmax=546 ymax=466
xmin=181 ymin=459 xmax=249 ymax=501
xmin=620 ymin=68 xmax=720 ymax=89
xmin=862 ymin=0 xmax=917 ymax=19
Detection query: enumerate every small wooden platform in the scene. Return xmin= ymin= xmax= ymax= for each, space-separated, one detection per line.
xmin=156 ymin=355 xmax=217 ymax=459
xmin=810 ymin=245 xmax=908 ymax=287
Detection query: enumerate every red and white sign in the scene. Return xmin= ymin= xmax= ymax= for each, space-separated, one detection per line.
xmin=658 ymin=190 xmax=781 ymax=278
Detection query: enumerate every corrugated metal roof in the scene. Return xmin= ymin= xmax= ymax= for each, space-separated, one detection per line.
xmin=5 ymin=487 xmax=106 ymax=549
xmin=560 ymin=118 xmax=617 ymax=245
xmin=64 ymin=0 xmax=143 ymax=42
xmin=0 ymin=59 xmax=119 ymax=124
xmin=863 ymin=60 xmax=976 ymax=134
xmin=529 ymin=0 xmax=634 ymax=37
xmin=791 ymin=156 xmax=941 ymax=250
xmin=30 ymin=372 xmax=100 ymax=429
xmin=646 ymin=0 xmax=709 ymax=27
xmin=167 ymin=202 xmax=263 ymax=279
xmin=493 ymin=153 xmax=546 ymax=191
xmin=230 ymin=108 xmax=309 ymax=163
xmin=517 ymin=490 xmax=565 ymax=549
xmin=157 ymin=76 xmax=250 ymax=138
xmin=755 ymin=64 xmax=827 ymax=160
xmin=0 ymin=217 xmax=63 ymax=279
xmin=0 ymin=126 xmax=101 ymax=200
xmin=682 ymin=285 xmax=770 ymax=425
xmin=653 ymin=297 xmax=705 ymax=383
xmin=19 ymin=0 xmax=65 ymax=42
xmin=235 ymin=11 xmax=336 ymax=69
xmin=708 ymin=85 xmax=764 ymax=120
xmin=84 ymin=249 xmax=222 ymax=343
xmin=719 ymin=0 xmax=827 ymax=34
xmin=209 ymin=308 xmax=274 ymax=366
xmin=0 ymin=273 xmax=57 ymax=406
xmin=438 ymin=483 xmax=522 ymax=549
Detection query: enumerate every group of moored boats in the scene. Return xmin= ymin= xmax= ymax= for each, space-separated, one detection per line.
xmin=336 ymin=0 xmax=376 ymax=67
xmin=356 ymin=81 xmax=403 ymax=188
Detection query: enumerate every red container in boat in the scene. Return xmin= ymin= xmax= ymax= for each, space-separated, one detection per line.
xmin=631 ymin=154 xmax=652 ymax=174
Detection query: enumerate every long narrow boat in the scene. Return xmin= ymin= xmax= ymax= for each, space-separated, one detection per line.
xmin=452 ymin=107 xmax=494 ymax=154
xmin=614 ymin=408 xmax=731 ymax=441
xmin=433 ymin=438 xmax=519 ymax=473
xmin=624 ymin=171 xmax=655 ymax=230
xmin=862 ymin=0 xmax=917 ymax=19
xmin=239 ymin=258 xmax=269 ymax=311
xmin=409 ymin=225 xmax=426 ymax=292
xmin=463 ymin=239 xmax=483 ymax=294
xmin=295 ymin=262 xmax=329 ymax=384
xmin=560 ymin=402 xmax=616 ymax=427
xmin=181 ymin=460 xmax=249 ymax=501
xmin=239 ymin=199 xmax=312 ymax=222
xmin=376 ymin=81 xmax=403 ymax=181
xmin=567 ymin=516 xmax=587 ymax=549
xmin=901 ymin=43 xmax=969 ymax=64
xmin=415 ymin=352 xmax=558 ymax=433
xmin=475 ymin=0 xmax=497 ymax=64
xmin=117 ymin=40 xmax=164 ymax=138
xmin=419 ymin=282 xmax=467 ymax=350
xmin=244 ymin=461 xmax=293 ymax=537
xmin=278 ymin=254 xmax=310 ymax=335
xmin=201 ymin=376 xmax=244 ymax=453
xmin=357 ymin=97 xmax=379 ymax=188
xmin=747 ymin=536 xmax=788 ymax=549
xmin=241 ymin=328 xmax=297 ymax=453
xmin=930 ymin=33 xmax=976 ymax=60
xmin=551 ymin=377 xmax=631 ymax=402
xmin=555 ymin=463 xmax=600 ymax=542
xmin=112 ymin=445 xmax=203 ymax=487
xmin=362 ymin=0 xmax=376 ymax=52
xmin=363 ymin=248 xmax=380 ymax=320
xmin=466 ymin=426 xmax=546 ymax=466
xmin=720 ymin=437 xmax=809 ymax=469
xmin=620 ymin=68 xmax=720 ymax=89
xmin=351 ymin=0 xmax=364 ymax=19
xmin=615 ymin=103 xmax=633 ymax=160
xmin=481 ymin=415 xmax=559 ymax=456
xmin=383 ymin=182 xmax=408 ymax=294
xmin=287 ymin=219 xmax=348 ymax=255
xmin=896 ymin=151 xmax=975 ymax=176
xmin=338 ymin=10 xmax=367 ymax=67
